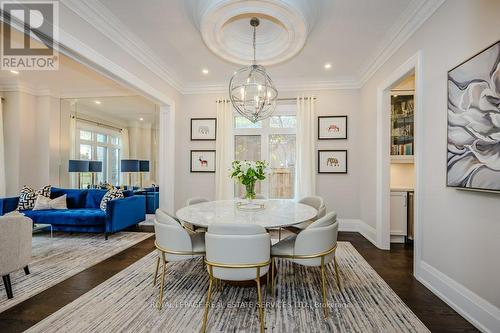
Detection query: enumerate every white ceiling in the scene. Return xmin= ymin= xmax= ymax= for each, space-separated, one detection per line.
xmin=65 ymin=0 xmax=443 ymax=93
xmin=0 ymin=24 xmax=132 ymax=97
xmin=71 ymin=96 xmax=158 ymax=126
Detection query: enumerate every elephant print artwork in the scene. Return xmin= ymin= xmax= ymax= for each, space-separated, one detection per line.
xmin=326 ymin=157 xmax=339 ymax=167
xmin=198 ymin=126 xmax=209 ymax=135
xmin=318 ymin=150 xmax=347 ymax=173
xmin=191 ymin=119 xmax=216 ymax=140
xmin=328 ymin=124 xmax=340 ymax=132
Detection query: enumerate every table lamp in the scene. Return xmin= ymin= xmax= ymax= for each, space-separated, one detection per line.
xmin=68 ymin=160 xmax=89 ymax=189
xmin=120 ymin=159 xmax=139 ymax=189
xmin=89 ymin=161 xmax=103 ymax=188
xmin=139 ymin=160 xmax=150 ymax=189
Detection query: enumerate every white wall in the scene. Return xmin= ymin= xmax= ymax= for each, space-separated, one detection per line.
xmin=359 ymin=0 xmax=500 ymax=329
xmin=175 ymin=90 xmax=361 ymax=222
xmin=1 ymin=91 xmax=61 ymax=195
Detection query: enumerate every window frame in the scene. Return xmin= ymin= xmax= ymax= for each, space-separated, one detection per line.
xmin=76 ymin=122 xmax=122 ymax=186
xmin=233 ymin=103 xmax=296 ymax=198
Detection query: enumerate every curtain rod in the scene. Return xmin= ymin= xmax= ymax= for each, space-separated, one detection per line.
xmin=216 ymin=97 xmax=317 ymax=103
xmin=71 ymin=115 xmax=123 ymax=132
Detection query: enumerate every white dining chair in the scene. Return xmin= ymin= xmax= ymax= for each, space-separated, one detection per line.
xmin=271 ymin=211 xmax=341 ymax=318
xmin=289 ymin=196 xmax=326 ymax=232
xmin=183 ymin=197 xmax=210 ymax=232
xmin=153 ymin=209 xmax=206 ymax=309
xmin=201 ymin=223 xmax=271 ymax=333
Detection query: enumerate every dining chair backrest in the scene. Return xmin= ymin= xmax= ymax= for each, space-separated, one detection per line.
xmin=206 ymin=223 xmax=270 ymax=281
xmin=186 ymin=197 xmax=209 ymax=206
xmin=299 ymin=196 xmax=326 ymax=221
xmin=154 ymin=209 xmax=193 ymax=261
xmin=294 ymin=211 xmax=338 ymax=266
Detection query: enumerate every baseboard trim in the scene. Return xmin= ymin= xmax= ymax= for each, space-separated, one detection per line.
xmin=416 ymin=261 xmax=500 ymax=333
xmin=338 ymin=219 xmax=377 ymax=247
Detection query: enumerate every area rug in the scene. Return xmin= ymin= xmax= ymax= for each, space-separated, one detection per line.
xmin=0 ymin=232 xmax=153 ymax=313
xmin=25 ymin=242 xmax=429 ymax=332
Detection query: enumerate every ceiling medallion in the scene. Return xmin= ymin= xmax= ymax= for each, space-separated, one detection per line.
xmin=229 ymin=17 xmax=278 ymax=123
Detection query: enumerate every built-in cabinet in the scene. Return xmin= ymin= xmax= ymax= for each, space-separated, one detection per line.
xmin=390 ymin=190 xmax=414 ymax=243
xmin=390 ymin=191 xmax=408 ymax=236
xmin=391 ymin=93 xmax=414 ymax=163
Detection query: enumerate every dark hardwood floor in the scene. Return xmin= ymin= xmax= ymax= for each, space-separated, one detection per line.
xmin=0 ymin=228 xmax=478 ymax=333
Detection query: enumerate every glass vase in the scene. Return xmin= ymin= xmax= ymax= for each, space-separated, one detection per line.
xmin=245 ymin=182 xmax=256 ymax=202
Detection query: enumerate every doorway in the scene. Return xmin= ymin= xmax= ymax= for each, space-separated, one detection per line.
xmin=376 ymin=51 xmax=422 ymax=275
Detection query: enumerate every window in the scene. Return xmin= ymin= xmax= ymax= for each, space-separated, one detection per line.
xmin=233 ymin=104 xmax=296 ymax=199
xmin=76 ymin=123 xmax=121 ymax=187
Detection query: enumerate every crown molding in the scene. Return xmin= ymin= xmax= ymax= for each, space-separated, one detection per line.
xmin=357 ymin=0 xmax=446 ymax=86
xmin=0 ymin=81 xmax=134 ymax=99
xmin=60 ymin=0 xmax=444 ymax=95
xmin=61 ymin=0 xmax=184 ymax=92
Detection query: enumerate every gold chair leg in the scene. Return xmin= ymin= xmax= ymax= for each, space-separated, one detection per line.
xmin=271 ymin=257 xmax=276 ymax=294
xmin=320 ymin=256 xmax=328 ymax=318
xmin=157 ymin=252 xmax=167 ymax=310
xmin=201 ymin=266 xmax=214 ymax=333
xmin=334 ymin=256 xmax=342 ymax=291
xmin=153 ymin=255 xmax=160 ymax=286
xmin=256 ymin=267 xmax=265 ymax=333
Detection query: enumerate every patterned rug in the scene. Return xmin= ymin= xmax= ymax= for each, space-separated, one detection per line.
xmin=0 ymin=232 xmax=153 ymax=313
xmin=26 ymin=242 xmax=429 ymax=332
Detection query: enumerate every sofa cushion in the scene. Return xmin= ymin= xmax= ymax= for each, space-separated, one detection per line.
xmin=100 ymin=189 xmax=124 ymax=211
xmin=51 ymin=188 xmax=87 ymax=209
xmin=23 ymin=208 xmax=106 ymax=226
xmin=17 ymin=185 xmax=51 ymax=210
xmin=85 ymin=189 xmax=108 ymax=209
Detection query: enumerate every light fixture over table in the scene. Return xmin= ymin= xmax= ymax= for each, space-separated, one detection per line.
xmin=229 ymin=17 xmax=278 ymax=123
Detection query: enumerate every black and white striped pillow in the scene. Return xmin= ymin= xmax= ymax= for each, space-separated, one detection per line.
xmin=100 ymin=188 xmax=124 ymax=211
xmin=17 ymin=185 xmax=52 ymax=211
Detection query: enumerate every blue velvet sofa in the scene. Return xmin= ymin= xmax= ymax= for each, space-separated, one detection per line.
xmin=0 ymin=188 xmax=146 ymax=239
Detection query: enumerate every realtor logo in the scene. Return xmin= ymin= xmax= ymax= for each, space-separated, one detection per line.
xmin=1 ymin=1 xmax=59 ymax=70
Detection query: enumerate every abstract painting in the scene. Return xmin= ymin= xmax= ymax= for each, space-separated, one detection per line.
xmin=190 ymin=150 xmax=215 ymax=173
xmin=447 ymin=40 xmax=500 ymax=191
xmin=318 ymin=150 xmax=347 ymax=174
xmin=191 ymin=118 xmax=216 ymax=141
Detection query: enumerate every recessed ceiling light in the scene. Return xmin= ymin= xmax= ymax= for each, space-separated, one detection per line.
xmin=202 ymin=69 xmax=209 ymax=74
xmin=139 ymin=117 xmax=144 ymax=121
xmin=94 ymin=100 xmax=101 ymax=105
xmin=10 ymin=70 xmax=19 ymax=74
xmin=324 ymin=63 xmax=332 ymax=69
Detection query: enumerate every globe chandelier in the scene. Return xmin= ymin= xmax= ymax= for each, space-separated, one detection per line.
xmin=229 ymin=17 xmax=278 ymax=123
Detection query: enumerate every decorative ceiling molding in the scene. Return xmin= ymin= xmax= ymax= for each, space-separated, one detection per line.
xmin=357 ymin=0 xmax=446 ymax=86
xmin=61 ymin=0 xmax=445 ymax=95
xmin=0 ymin=80 xmax=134 ymax=99
xmin=182 ymin=78 xmax=360 ymax=95
xmin=61 ymin=0 xmax=184 ymax=92
xmin=195 ymin=0 xmax=317 ymax=66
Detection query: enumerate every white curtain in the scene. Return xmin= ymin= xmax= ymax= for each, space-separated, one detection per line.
xmin=0 ymin=99 xmax=6 ymax=197
xmin=215 ymin=99 xmax=234 ymax=200
xmin=69 ymin=115 xmax=77 ymax=188
xmin=295 ymin=96 xmax=316 ymax=199
xmin=120 ymin=128 xmax=130 ymax=185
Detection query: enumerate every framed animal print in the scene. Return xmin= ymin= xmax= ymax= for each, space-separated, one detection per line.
xmin=318 ymin=116 xmax=347 ymax=140
xmin=447 ymin=40 xmax=500 ymax=192
xmin=190 ymin=150 xmax=216 ymax=173
xmin=318 ymin=150 xmax=347 ymax=174
xmin=191 ymin=118 xmax=217 ymax=141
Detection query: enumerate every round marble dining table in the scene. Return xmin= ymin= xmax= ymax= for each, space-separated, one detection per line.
xmin=176 ymin=199 xmax=318 ymax=229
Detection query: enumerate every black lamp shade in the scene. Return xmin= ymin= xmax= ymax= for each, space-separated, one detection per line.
xmin=139 ymin=160 xmax=150 ymax=172
xmin=89 ymin=161 xmax=103 ymax=172
xmin=68 ymin=160 xmax=89 ymax=172
xmin=121 ymin=159 xmax=140 ymax=172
